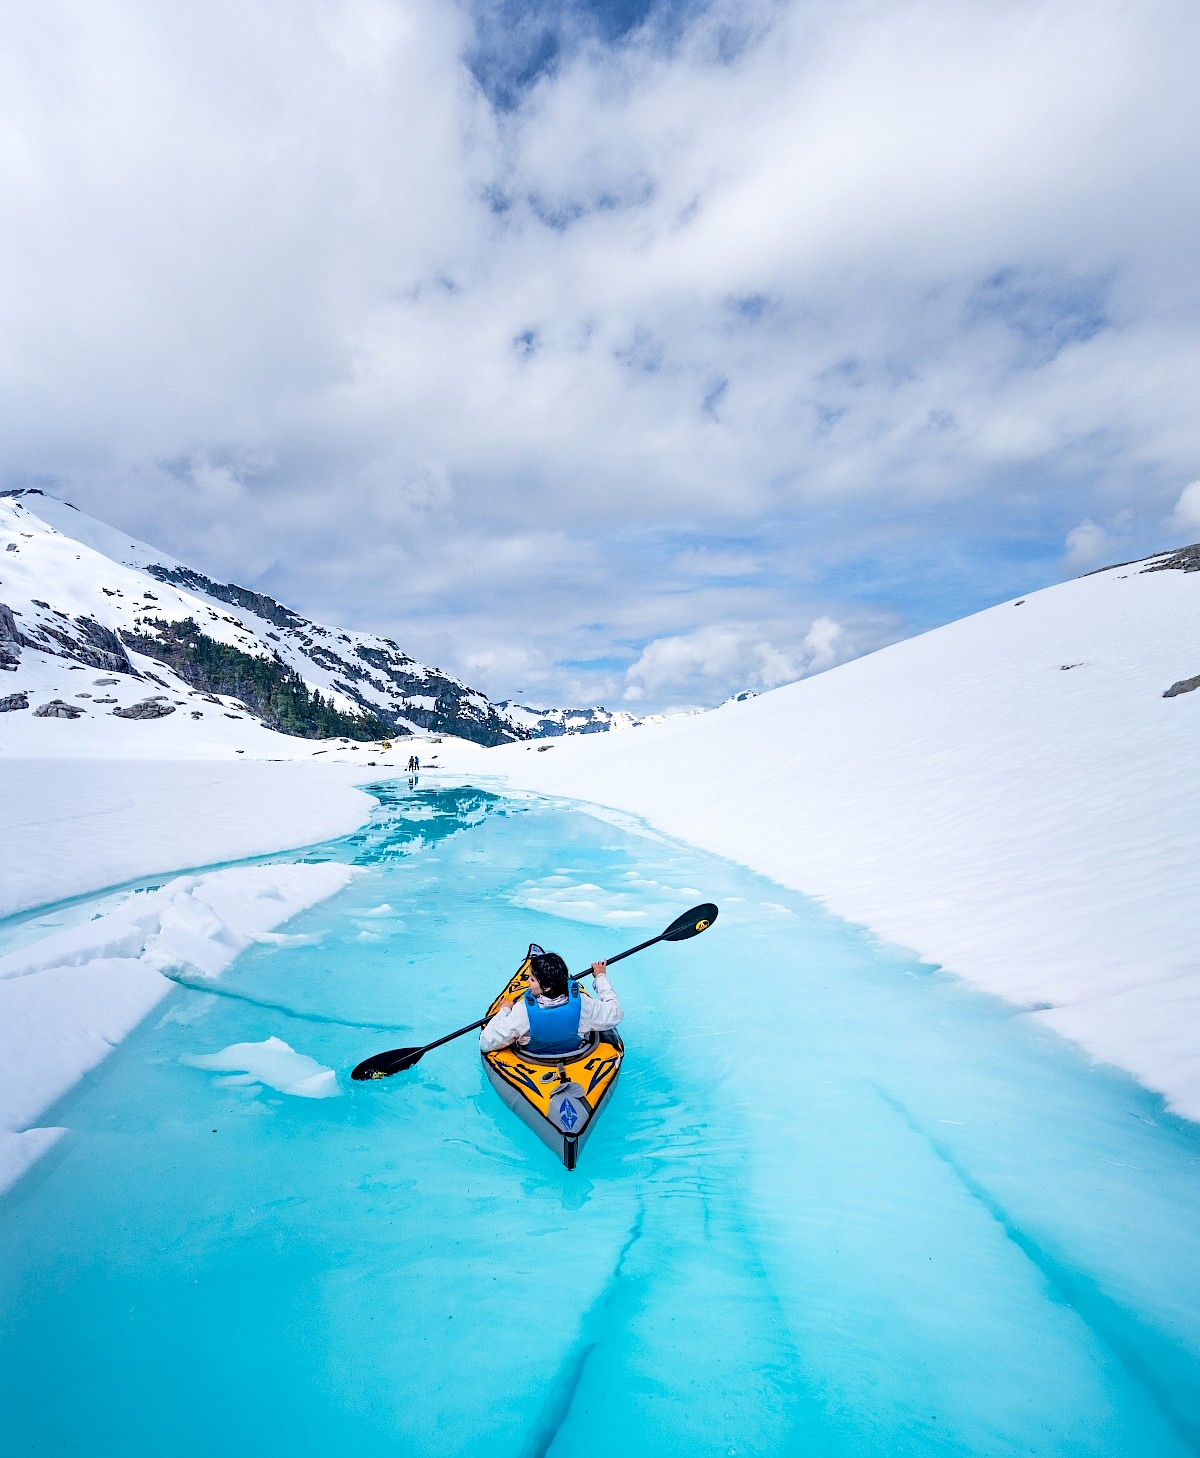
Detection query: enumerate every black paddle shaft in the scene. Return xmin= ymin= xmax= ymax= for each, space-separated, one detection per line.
xmin=350 ymin=901 xmax=718 ymax=1081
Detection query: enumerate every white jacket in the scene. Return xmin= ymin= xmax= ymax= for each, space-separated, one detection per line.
xmin=478 ymin=973 xmax=623 ymax=1053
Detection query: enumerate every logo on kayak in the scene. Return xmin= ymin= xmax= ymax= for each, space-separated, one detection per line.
xmin=695 ymin=918 xmax=710 ymax=932
xmin=558 ymin=1099 xmax=579 ymax=1131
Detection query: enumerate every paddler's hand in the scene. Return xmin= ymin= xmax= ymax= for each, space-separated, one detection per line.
xmin=590 ymin=960 xmax=607 ymax=979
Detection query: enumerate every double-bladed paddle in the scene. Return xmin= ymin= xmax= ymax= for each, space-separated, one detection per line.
xmin=350 ymin=901 xmax=718 ymax=1081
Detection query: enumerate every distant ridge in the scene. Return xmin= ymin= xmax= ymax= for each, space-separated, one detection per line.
xmin=0 ymin=492 xmax=662 ymax=745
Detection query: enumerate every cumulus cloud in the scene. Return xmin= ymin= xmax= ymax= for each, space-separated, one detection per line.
xmin=1 ymin=0 xmax=1197 ymax=708
xmin=1173 ymin=481 xmax=1200 ymax=535
xmin=1063 ymin=521 xmax=1113 ymax=574
xmin=802 ymin=615 xmax=844 ymax=673
xmin=624 ymin=614 xmax=852 ymax=701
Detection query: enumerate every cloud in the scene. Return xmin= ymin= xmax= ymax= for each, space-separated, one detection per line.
xmin=624 ymin=614 xmax=850 ymax=701
xmin=1173 ymin=481 xmax=1200 ymax=535
xmin=802 ymin=615 xmax=843 ymax=673
xmin=1063 ymin=521 xmax=1113 ymax=574
xmin=0 ymin=0 xmax=1198 ymax=708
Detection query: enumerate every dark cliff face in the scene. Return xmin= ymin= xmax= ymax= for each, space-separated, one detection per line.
xmin=146 ymin=565 xmax=306 ymax=628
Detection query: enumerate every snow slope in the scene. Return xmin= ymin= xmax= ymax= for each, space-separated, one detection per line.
xmin=438 ymin=547 xmax=1200 ymax=1120
xmin=0 ymin=758 xmax=376 ymax=917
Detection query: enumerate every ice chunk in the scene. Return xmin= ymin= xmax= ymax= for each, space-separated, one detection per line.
xmin=182 ymin=1037 xmax=339 ymax=1099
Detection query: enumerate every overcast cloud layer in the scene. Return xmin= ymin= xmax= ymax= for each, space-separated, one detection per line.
xmin=2 ymin=0 xmax=1198 ymax=710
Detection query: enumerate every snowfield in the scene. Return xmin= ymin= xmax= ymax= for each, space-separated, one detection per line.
xmin=3 ymin=490 xmax=1200 ymax=1194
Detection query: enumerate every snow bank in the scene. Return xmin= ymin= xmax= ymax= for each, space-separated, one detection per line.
xmin=0 ymin=758 xmax=374 ymax=918
xmin=182 ymin=1036 xmax=339 ymax=1099
xmin=438 ymin=555 xmax=1200 ymax=1121
xmin=0 ymin=862 xmax=354 ymax=1192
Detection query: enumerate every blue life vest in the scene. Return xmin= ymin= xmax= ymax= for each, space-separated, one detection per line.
xmin=524 ymin=982 xmax=583 ymax=1054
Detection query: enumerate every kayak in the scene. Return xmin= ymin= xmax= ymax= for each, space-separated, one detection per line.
xmin=480 ymin=943 xmax=624 ymax=1170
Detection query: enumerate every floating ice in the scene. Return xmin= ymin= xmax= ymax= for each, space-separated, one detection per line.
xmin=182 ymin=1036 xmax=339 ymax=1099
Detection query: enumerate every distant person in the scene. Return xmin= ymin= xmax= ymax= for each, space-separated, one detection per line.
xmin=479 ymin=952 xmax=623 ymax=1055
xmin=413 ymin=753 xmax=420 ymax=772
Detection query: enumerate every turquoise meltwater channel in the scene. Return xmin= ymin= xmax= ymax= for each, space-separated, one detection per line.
xmin=2 ymin=781 xmax=1199 ymax=1457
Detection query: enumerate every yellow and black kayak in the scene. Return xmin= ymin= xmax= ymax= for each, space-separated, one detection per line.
xmin=481 ymin=944 xmax=623 ymax=1170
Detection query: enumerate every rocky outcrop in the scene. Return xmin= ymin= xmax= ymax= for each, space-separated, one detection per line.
xmin=1145 ymin=543 xmax=1200 ymax=574
xmin=0 ymin=691 xmax=29 ymax=711
xmin=34 ymin=699 xmax=84 ymax=718
xmin=0 ymin=602 xmax=37 ymax=670
xmin=146 ymin=564 xmax=304 ymax=629
xmin=1086 ymin=541 xmax=1200 ymax=578
xmin=112 ymin=697 xmax=176 ymax=719
xmin=6 ymin=601 xmax=136 ymax=676
xmin=1164 ymin=674 xmax=1200 ymax=698
xmin=33 ymin=614 xmax=136 ymax=674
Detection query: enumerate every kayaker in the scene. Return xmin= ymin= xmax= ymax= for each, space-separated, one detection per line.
xmin=478 ymin=951 xmax=623 ymax=1054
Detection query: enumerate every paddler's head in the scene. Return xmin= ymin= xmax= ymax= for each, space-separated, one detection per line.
xmin=528 ymin=951 xmax=569 ymax=1000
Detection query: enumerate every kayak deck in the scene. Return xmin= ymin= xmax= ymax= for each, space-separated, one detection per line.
xmin=480 ymin=947 xmax=623 ymax=1170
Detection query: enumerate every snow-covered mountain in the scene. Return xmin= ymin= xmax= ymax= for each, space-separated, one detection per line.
xmin=0 ymin=490 xmax=661 ymax=747
xmin=494 ymin=700 xmax=696 ymax=736
xmin=0 ymin=490 xmax=525 ymax=744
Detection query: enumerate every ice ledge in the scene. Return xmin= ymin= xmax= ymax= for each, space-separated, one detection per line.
xmin=0 ymin=860 xmax=355 ymax=1194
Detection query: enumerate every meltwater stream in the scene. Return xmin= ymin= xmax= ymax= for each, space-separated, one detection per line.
xmin=2 ymin=783 xmax=1199 ymax=1457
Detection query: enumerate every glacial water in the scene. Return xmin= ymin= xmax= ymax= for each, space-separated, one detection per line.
xmin=2 ymin=782 xmax=1199 ymax=1457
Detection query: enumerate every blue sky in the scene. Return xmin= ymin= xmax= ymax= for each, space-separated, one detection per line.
xmin=1 ymin=0 xmax=1198 ymax=711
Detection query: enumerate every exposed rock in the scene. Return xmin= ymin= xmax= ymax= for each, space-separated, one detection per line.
xmin=15 ymin=608 xmax=136 ymax=675
xmin=113 ymin=697 xmax=176 ymax=719
xmin=0 ymin=602 xmax=26 ymax=669
xmin=1088 ymin=541 xmax=1200 ymax=577
xmin=1145 ymin=543 xmax=1200 ymax=574
xmin=146 ymin=563 xmax=304 ymax=628
xmin=34 ymin=699 xmax=84 ymax=718
xmin=1164 ymin=674 xmax=1200 ymax=699
xmin=0 ymin=691 xmax=29 ymax=711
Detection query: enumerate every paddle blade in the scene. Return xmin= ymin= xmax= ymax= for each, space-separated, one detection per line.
xmin=661 ymin=902 xmax=718 ymax=942
xmin=351 ymin=1046 xmax=424 ymax=1081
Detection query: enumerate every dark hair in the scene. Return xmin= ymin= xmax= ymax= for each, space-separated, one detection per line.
xmin=530 ymin=951 xmax=569 ymax=999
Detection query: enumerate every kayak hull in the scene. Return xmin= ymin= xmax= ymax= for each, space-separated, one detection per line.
xmin=480 ymin=950 xmax=624 ymax=1169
